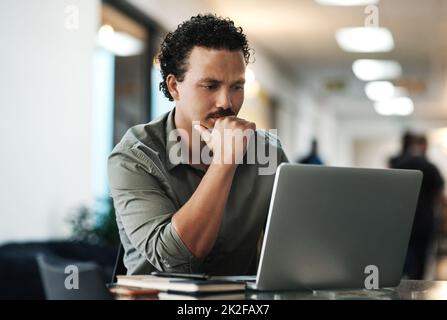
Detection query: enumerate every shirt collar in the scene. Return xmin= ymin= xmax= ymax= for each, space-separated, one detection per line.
xmin=165 ymin=108 xmax=207 ymax=173
xmin=165 ymin=108 xmax=181 ymax=171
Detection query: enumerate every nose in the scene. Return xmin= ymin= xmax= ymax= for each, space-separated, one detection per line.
xmin=216 ymin=88 xmax=233 ymax=110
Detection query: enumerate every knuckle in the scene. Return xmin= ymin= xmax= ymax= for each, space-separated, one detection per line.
xmin=244 ymin=122 xmax=255 ymax=130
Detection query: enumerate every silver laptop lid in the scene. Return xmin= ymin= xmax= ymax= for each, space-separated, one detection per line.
xmin=255 ymin=164 xmax=422 ymax=291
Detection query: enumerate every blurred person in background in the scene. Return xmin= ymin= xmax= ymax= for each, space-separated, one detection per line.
xmin=297 ymin=139 xmax=324 ymax=165
xmin=388 ymin=131 xmax=414 ymax=168
xmin=392 ymin=134 xmax=444 ymax=279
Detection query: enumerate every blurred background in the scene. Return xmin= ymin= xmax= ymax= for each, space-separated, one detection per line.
xmin=1 ymin=0 xmax=447 ymax=298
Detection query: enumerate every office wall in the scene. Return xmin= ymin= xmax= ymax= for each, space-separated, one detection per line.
xmin=0 ymin=0 xmax=100 ymax=243
xmin=247 ymin=47 xmax=299 ymax=157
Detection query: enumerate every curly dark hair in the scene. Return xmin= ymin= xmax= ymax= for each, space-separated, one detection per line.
xmin=157 ymin=13 xmax=253 ymax=101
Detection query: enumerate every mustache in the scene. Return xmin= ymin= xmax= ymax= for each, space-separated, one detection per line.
xmin=207 ymin=108 xmax=236 ymax=119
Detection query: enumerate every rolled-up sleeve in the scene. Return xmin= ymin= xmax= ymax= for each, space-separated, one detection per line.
xmin=108 ymin=149 xmax=201 ymax=273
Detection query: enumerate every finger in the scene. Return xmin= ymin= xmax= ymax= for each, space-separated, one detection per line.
xmin=193 ymin=124 xmax=212 ymax=143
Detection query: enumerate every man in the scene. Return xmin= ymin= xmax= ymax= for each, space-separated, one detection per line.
xmin=393 ymin=134 xmax=444 ymax=279
xmin=388 ymin=131 xmax=414 ymax=168
xmin=297 ymin=139 xmax=324 ymax=165
xmin=108 ymin=14 xmax=288 ymax=276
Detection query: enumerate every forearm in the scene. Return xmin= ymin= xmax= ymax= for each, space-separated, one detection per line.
xmin=172 ymin=163 xmax=237 ymax=258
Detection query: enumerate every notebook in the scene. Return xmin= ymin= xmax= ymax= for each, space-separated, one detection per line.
xmin=116 ymin=275 xmax=245 ymax=293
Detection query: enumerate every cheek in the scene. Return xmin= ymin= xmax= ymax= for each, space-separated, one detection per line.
xmin=191 ymin=90 xmax=214 ymax=117
xmin=196 ymin=90 xmax=216 ymax=106
xmin=176 ymin=82 xmax=191 ymax=103
xmin=179 ymin=85 xmax=205 ymax=106
xmin=232 ymin=91 xmax=245 ymax=108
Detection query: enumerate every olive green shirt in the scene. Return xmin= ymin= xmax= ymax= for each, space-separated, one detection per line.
xmin=107 ymin=109 xmax=288 ymax=275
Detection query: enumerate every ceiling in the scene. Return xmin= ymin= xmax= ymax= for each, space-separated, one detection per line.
xmin=128 ymin=0 xmax=447 ymax=120
xmin=207 ymin=0 xmax=447 ymax=67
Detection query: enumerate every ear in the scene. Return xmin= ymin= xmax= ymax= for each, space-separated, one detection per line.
xmin=166 ymin=74 xmax=180 ymax=100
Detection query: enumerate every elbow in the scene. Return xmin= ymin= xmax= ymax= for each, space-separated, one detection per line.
xmin=173 ymin=232 xmax=211 ymax=259
xmin=171 ymin=218 xmax=212 ymax=259
xmin=190 ymin=245 xmax=210 ymax=259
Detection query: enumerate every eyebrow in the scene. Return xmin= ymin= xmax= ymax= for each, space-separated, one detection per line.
xmin=198 ymin=78 xmax=245 ymax=85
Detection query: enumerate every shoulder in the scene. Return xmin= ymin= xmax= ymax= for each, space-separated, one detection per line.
xmin=252 ymin=129 xmax=289 ymax=164
xmin=119 ymin=113 xmax=168 ymax=151
xmin=108 ymin=113 xmax=170 ymax=173
xmin=255 ymin=129 xmax=284 ymax=149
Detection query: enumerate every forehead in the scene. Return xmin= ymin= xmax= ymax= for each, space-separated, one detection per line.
xmin=185 ymin=47 xmax=246 ymax=80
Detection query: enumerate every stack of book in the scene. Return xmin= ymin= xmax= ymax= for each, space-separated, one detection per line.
xmin=114 ymin=274 xmax=246 ymax=300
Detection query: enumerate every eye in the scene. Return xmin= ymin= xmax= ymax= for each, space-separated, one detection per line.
xmin=203 ymin=84 xmax=217 ymax=90
xmin=233 ymin=85 xmax=244 ymax=90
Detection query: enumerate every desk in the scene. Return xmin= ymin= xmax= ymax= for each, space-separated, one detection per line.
xmin=246 ymin=280 xmax=447 ymax=300
xmin=113 ymin=280 xmax=447 ymax=300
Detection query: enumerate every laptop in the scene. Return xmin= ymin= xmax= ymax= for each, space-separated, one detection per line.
xmin=247 ymin=163 xmax=422 ymax=291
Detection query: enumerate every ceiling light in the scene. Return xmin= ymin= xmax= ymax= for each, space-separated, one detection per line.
xmin=374 ymin=97 xmax=414 ymax=116
xmin=316 ymin=0 xmax=379 ymax=5
xmin=352 ymin=59 xmax=402 ymax=81
xmin=364 ymin=81 xmax=394 ymax=101
xmin=336 ymin=27 xmax=394 ymax=52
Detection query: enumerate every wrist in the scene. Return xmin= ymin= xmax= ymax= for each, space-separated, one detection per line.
xmin=209 ymin=162 xmax=238 ymax=173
